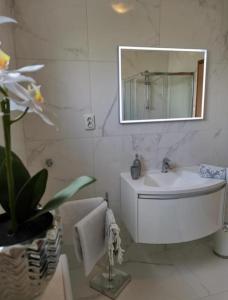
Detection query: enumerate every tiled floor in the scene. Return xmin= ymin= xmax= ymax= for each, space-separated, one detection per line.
xmin=64 ymin=235 xmax=228 ymax=300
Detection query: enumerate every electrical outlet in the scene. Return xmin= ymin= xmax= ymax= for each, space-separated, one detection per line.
xmin=84 ymin=113 xmax=95 ymax=130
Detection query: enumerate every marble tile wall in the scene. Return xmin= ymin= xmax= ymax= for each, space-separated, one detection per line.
xmin=12 ymin=0 xmax=228 ymax=216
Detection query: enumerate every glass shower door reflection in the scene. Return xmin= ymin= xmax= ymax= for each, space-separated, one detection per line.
xmin=167 ymin=75 xmax=194 ymax=118
xmin=123 ymin=74 xmax=194 ymax=121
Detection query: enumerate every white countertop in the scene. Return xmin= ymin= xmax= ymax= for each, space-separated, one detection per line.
xmin=121 ymin=166 xmax=226 ymax=196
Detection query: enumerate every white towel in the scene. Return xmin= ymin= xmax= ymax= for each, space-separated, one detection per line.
xmin=59 ymin=197 xmax=104 ymax=245
xmin=105 ymin=208 xmax=124 ymax=266
xmin=74 ymin=201 xmax=107 ymax=275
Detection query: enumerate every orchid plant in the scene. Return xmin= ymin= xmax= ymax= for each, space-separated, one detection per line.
xmin=0 ymin=16 xmax=95 ymax=234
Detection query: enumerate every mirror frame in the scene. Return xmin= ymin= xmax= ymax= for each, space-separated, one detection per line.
xmin=118 ymin=46 xmax=207 ymax=124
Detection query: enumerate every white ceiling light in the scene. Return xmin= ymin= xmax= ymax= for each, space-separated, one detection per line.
xmin=111 ymin=1 xmax=133 ymax=14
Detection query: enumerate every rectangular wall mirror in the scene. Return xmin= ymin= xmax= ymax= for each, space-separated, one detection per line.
xmin=118 ymin=46 xmax=207 ymax=124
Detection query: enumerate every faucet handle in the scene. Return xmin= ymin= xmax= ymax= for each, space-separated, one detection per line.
xmin=163 ymin=157 xmax=171 ymax=164
xmin=161 ymin=157 xmax=172 ymax=173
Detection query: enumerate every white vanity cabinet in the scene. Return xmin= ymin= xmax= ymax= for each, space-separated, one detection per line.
xmin=121 ymin=170 xmax=226 ymax=244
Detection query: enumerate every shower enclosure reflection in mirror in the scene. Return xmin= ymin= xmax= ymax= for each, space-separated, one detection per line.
xmin=118 ymin=46 xmax=207 ymax=124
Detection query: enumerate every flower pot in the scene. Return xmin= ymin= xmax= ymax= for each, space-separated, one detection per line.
xmin=0 ymin=212 xmax=62 ymax=300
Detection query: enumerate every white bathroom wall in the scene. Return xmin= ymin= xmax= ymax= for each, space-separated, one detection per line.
xmin=12 ymin=0 xmax=228 ymax=214
xmin=0 ymin=0 xmax=26 ymax=162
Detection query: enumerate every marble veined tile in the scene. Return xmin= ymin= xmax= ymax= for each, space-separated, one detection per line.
xmin=17 ymin=59 xmax=96 ymax=140
xmin=90 ymin=61 xmax=118 ymax=135
xmin=13 ymin=0 xmax=88 ymax=60
xmin=17 ymin=59 xmax=91 ymax=111
xmin=160 ymin=129 xmax=220 ymax=167
xmin=0 ymin=0 xmax=10 ymax=12
xmin=123 ymin=243 xmax=171 ymax=266
xmin=26 ymin=139 xmax=94 ymax=179
xmin=70 ymin=260 xmax=208 ymax=300
xmin=87 ymin=0 xmax=161 ymax=61
xmin=71 ymin=257 xmax=209 ymax=300
xmin=23 ymin=109 xmax=95 ymax=141
xmin=199 ymin=291 xmax=228 ymax=300
xmin=206 ymin=63 xmax=228 ymax=129
xmin=221 ymin=1 xmax=228 ymax=63
xmin=128 ymin=128 xmax=221 ymax=171
xmin=67 ymin=233 xmax=228 ymax=300
xmin=0 ymin=0 xmax=15 ymax=50
xmin=25 ymin=138 xmax=95 ymax=204
xmin=160 ymin=0 xmax=225 ymax=64
xmin=70 ymin=265 xmax=107 ymax=300
xmin=93 ymin=135 xmax=133 ymax=214
xmin=168 ymin=241 xmax=228 ymax=295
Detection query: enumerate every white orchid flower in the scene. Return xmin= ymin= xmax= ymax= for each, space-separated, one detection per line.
xmin=0 ymin=16 xmax=54 ymax=126
xmin=5 ymin=82 xmax=54 ymax=126
xmin=0 ymin=72 xmax=35 ymax=85
xmin=16 ymin=65 xmax=44 ymax=73
xmin=0 ymin=16 xmax=17 ymax=25
xmin=0 ymin=49 xmax=44 ymax=84
xmin=28 ymin=83 xmax=44 ymax=104
xmin=0 ymin=51 xmax=52 ymax=123
xmin=0 ymin=49 xmax=10 ymax=70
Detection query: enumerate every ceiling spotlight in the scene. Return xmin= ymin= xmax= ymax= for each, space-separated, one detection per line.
xmin=111 ymin=1 xmax=133 ymax=14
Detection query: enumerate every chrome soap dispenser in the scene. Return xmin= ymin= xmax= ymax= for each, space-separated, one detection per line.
xmin=130 ymin=154 xmax=141 ymax=180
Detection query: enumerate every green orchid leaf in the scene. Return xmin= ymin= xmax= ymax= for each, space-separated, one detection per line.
xmin=15 ymin=169 xmax=48 ymax=223
xmin=29 ymin=176 xmax=96 ymax=221
xmin=0 ymin=146 xmax=30 ymax=213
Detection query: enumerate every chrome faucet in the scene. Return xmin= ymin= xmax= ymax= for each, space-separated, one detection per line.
xmin=161 ymin=157 xmax=171 ymax=173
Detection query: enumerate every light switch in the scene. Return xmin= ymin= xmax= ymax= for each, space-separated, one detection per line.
xmin=84 ymin=113 xmax=95 ymax=130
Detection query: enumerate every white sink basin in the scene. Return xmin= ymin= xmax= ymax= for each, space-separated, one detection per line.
xmin=122 ymin=166 xmax=225 ymax=195
xmin=121 ymin=166 xmax=226 ymax=244
xmin=144 ymin=168 xmax=213 ymax=188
